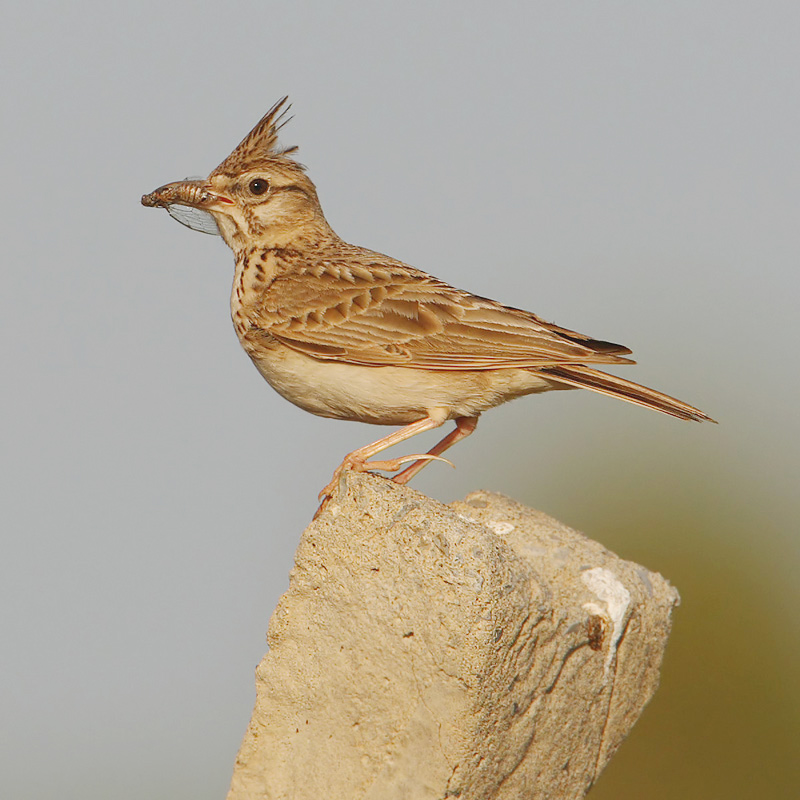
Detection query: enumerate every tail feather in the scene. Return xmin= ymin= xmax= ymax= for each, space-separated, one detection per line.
xmin=540 ymin=365 xmax=716 ymax=423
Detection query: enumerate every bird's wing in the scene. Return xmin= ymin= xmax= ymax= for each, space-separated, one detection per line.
xmin=254 ymin=257 xmax=634 ymax=370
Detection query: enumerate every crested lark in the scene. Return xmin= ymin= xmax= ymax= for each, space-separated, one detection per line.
xmin=142 ymin=98 xmax=714 ymax=512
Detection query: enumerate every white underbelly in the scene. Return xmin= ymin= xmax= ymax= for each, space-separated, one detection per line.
xmin=248 ymin=345 xmax=559 ymax=425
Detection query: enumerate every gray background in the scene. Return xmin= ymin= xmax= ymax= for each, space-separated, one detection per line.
xmin=2 ymin=2 xmax=798 ymax=798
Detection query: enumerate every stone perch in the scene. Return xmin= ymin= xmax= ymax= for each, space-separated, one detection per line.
xmin=226 ymin=473 xmax=679 ymax=800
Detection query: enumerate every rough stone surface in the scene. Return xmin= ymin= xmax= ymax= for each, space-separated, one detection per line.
xmin=226 ymin=473 xmax=679 ymax=800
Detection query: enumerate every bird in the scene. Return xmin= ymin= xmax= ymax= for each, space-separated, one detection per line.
xmin=142 ymin=97 xmax=714 ymax=514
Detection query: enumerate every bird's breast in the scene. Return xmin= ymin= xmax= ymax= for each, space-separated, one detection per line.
xmin=230 ymin=249 xmax=282 ymax=337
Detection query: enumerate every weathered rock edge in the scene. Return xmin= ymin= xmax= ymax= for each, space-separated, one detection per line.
xmin=227 ymin=472 xmax=679 ymax=800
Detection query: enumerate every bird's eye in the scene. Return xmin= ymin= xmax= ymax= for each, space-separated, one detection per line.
xmin=248 ymin=178 xmax=270 ymax=195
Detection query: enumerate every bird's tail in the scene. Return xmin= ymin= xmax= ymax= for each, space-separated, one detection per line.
xmin=539 ymin=365 xmax=715 ymax=423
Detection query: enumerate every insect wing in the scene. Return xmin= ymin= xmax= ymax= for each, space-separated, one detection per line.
xmin=166 ymin=204 xmax=221 ymax=236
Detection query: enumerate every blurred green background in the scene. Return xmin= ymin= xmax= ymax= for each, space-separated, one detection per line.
xmin=2 ymin=3 xmax=797 ymax=798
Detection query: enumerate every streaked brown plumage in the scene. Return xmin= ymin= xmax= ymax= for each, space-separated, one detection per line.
xmin=142 ymin=98 xmax=714 ymax=513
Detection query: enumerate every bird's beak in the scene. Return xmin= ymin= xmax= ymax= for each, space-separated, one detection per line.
xmin=141 ymin=179 xmax=234 ymax=209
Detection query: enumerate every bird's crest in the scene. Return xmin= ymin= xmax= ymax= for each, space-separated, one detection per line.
xmin=213 ymin=97 xmax=301 ymax=176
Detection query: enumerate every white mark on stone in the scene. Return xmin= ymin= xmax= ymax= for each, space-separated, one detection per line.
xmin=635 ymin=567 xmax=654 ymax=596
xmin=488 ymin=521 xmax=515 ymax=536
xmin=581 ymin=567 xmax=631 ymax=678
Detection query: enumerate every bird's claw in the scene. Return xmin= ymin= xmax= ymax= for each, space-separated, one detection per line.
xmin=314 ymin=453 xmax=455 ymax=518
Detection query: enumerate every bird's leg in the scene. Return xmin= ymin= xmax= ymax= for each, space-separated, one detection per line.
xmin=317 ymin=415 xmax=447 ymax=510
xmin=391 ymin=416 xmax=479 ymax=485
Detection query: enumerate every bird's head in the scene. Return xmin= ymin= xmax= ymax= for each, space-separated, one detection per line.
xmin=142 ymin=97 xmax=334 ymax=252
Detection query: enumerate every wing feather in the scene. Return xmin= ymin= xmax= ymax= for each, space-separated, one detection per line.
xmin=256 ymin=255 xmax=634 ymax=370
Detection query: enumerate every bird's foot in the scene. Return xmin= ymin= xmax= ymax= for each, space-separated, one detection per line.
xmin=314 ymin=453 xmax=454 ymax=517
